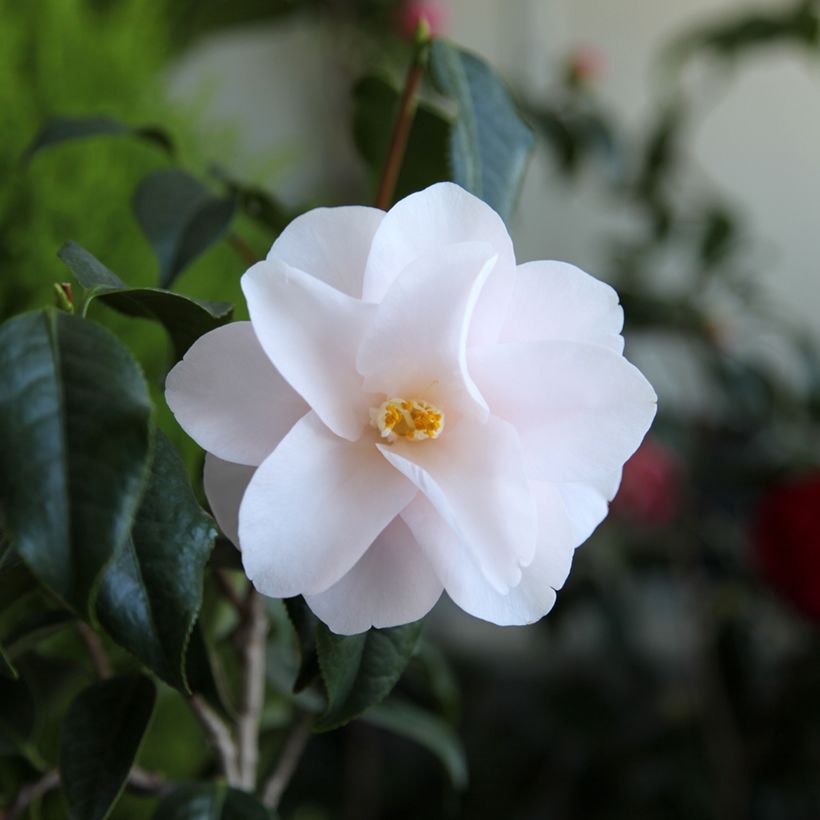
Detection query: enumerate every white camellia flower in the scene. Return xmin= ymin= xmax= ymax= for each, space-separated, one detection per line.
xmin=166 ymin=182 xmax=657 ymax=634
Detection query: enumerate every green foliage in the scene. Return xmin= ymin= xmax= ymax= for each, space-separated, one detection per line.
xmin=60 ymin=241 xmax=233 ymax=360
xmin=0 ymin=676 xmax=35 ymax=755
xmin=60 ymin=674 xmax=156 ymax=820
xmin=0 ymin=644 xmax=17 ymax=681
xmin=353 ymin=75 xmax=450 ymax=203
xmin=132 ymin=169 xmax=237 ymax=289
xmin=314 ymin=621 xmax=423 ymax=731
xmin=0 ymin=310 xmax=153 ymax=618
xmin=153 ymin=783 xmax=273 ymax=820
xmin=430 ymin=39 xmax=534 ymax=222
xmin=97 ymin=432 xmax=216 ymax=692
xmin=24 ymin=115 xmax=175 ymax=162
xmin=364 ymin=698 xmax=468 ymax=790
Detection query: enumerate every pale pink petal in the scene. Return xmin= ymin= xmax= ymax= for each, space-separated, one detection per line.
xmin=305 ymin=517 xmax=443 ymax=635
xmin=470 ymin=340 xmax=657 ymax=484
xmin=402 ymin=487 xmax=572 ymax=626
xmin=557 ymin=478 xmax=616 ymax=546
xmin=378 ymin=414 xmax=536 ymax=594
xmin=267 ymin=206 xmax=384 ymax=298
xmin=500 ymin=261 xmax=624 ymax=352
xmin=242 ymin=259 xmax=377 ymax=441
xmin=357 ymin=242 xmax=496 ymax=417
xmin=239 ymin=413 xmax=417 ymax=598
xmin=203 ymin=453 xmax=255 ymax=547
xmin=165 ymin=322 xmax=309 ymax=466
xmin=362 ymin=182 xmax=515 ymax=345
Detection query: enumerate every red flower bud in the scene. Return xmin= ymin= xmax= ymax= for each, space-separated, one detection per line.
xmin=613 ymin=438 xmax=682 ymax=527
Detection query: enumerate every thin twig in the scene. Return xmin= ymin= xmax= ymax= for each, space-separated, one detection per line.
xmin=3 ymin=767 xmax=168 ymax=820
xmin=262 ymin=714 xmax=313 ymax=810
xmin=227 ymin=233 xmax=258 ymax=266
xmin=76 ymin=623 xmax=112 ymax=679
xmin=5 ymin=769 xmax=59 ymax=820
xmin=237 ymin=589 xmax=269 ymax=789
xmin=189 ymin=694 xmax=241 ymax=786
xmin=374 ymin=22 xmax=433 ymax=210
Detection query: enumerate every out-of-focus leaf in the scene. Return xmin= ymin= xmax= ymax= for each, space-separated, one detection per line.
xmin=0 ymin=643 xmax=16 ymax=680
xmin=97 ymin=432 xmax=216 ymax=692
xmin=3 ymin=610 xmax=74 ymax=659
xmin=284 ymin=597 xmax=320 ymax=693
xmin=0 ymin=311 xmax=153 ymax=618
xmin=23 ymin=115 xmax=174 ymax=161
xmin=0 ymin=550 xmax=38 ymax=612
xmin=314 ymin=621 xmax=422 ymax=732
xmin=61 ymin=674 xmax=156 ymax=820
xmin=0 ymin=676 xmax=35 ymax=753
xmin=59 ymin=241 xmax=233 ymax=359
xmin=153 ymin=782 xmax=274 ymax=820
xmin=213 ymin=168 xmax=291 ymax=234
xmin=699 ymin=207 xmax=736 ymax=268
xmin=133 ymin=169 xmax=236 ymax=288
xmin=430 ymin=40 xmax=534 ymax=222
xmin=353 ymin=75 xmax=451 ymax=203
xmin=364 ymin=698 xmax=468 ymax=790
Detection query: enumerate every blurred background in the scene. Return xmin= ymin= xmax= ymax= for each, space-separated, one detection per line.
xmin=3 ymin=0 xmax=820 ymax=818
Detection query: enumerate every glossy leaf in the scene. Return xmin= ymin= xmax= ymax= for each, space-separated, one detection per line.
xmin=23 ymin=115 xmax=173 ymax=161
xmin=430 ymin=40 xmax=534 ymax=222
xmin=0 ymin=311 xmax=153 ymax=618
xmin=353 ymin=75 xmax=450 ymax=203
xmin=153 ymin=783 xmax=273 ymax=820
xmin=133 ymin=169 xmax=236 ymax=288
xmin=59 ymin=241 xmax=233 ymax=360
xmin=0 ymin=643 xmax=16 ymax=680
xmin=97 ymin=432 xmax=216 ymax=691
xmin=61 ymin=674 xmax=156 ymax=820
xmin=365 ymin=698 xmax=468 ymax=790
xmin=314 ymin=621 xmax=422 ymax=732
xmin=283 ymin=596 xmax=320 ymax=693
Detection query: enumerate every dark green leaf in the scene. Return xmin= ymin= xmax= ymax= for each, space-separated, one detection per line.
xmin=0 ymin=676 xmax=35 ymax=753
xmin=353 ymin=75 xmax=451 ymax=203
xmin=3 ymin=610 xmax=74 ymax=659
xmin=0 ymin=643 xmax=16 ymax=680
xmin=0 ymin=311 xmax=153 ymax=618
xmin=59 ymin=241 xmax=233 ymax=360
xmin=23 ymin=115 xmax=174 ymax=161
xmin=97 ymin=432 xmax=216 ymax=691
xmin=430 ymin=40 xmax=534 ymax=222
xmin=212 ymin=168 xmax=291 ymax=234
xmin=283 ymin=597 xmax=320 ymax=693
xmin=133 ymin=169 xmax=236 ymax=288
xmin=364 ymin=698 xmax=468 ymax=789
xmin=0 ymin=549 xmax=38 ymax=612
xmin=61 ymin=674 xmax=156 ymax=820
xmin=153 ymin=783 xmax=273 ymax=820
xmin=314 ymin=621 xmax=422 ymax=732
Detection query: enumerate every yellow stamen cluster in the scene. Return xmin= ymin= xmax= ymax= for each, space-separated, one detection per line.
xmin=370 ymin=397 xmax=445 ymax=443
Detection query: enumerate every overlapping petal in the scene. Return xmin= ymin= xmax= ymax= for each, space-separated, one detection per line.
xmin=470 ymin=340 xmax=657 ymax=484
xmin=165 ymin=321 xmax=308 ymax=466
xmin=242 ymin=258 xmax=377 ymax=441
xmin=268 ymin=206 xmax=384 ymax=298
xmin=239 ymin=412 xmax=417 ymax=599
xmin=357 ymin=241 xmax=496 ymax=418
xmin=402 ymin=483 xmax=578 ymax=626
xmin=363 ymin=182 xmax=516 ymax=345
xmin=305 ymin=517 xmax=442 ymax=635
xmin=378 ymin=414 xmax=536 ymax=593
xmin=500 ymin=260 xmax=624 ymax=352
xmin=203 ymin=453 xmax=255 ymax=547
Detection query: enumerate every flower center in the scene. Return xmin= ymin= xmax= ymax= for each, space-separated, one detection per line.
xmin=369 ymin=397 xmax=445 ymax=443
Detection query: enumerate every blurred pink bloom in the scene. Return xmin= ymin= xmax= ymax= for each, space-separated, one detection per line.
xmin=754 ymin=473 xmax=820 ymax=622
xmin=397 ymin=0 xmax=449 ymax=39
xmin=613 ymin=438 xmax=682 ymax=526
xmin=567 ymin=46 xmax=607 ymax=85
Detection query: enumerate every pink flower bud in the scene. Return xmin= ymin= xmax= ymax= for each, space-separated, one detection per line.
xmin=397 ymin=0 xmax=448 ymax=40
xmin=613 ymin=438 xmax=682 ymax=527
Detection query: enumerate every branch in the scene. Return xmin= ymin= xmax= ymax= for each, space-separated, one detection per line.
xmin=236 ymin=589 xmax=269 ymax=789
xmin=188 ymin=694 xmax=241 ymax=786
xmin=227 ymin=233 xmax=258 ymax=266
xmin=262 ymin=714 xmax=313 ymax=810
xmin=374 ymin=21 xmax=433 ymax=210
xmin=76 ymin=623 xmax=112 ymax=679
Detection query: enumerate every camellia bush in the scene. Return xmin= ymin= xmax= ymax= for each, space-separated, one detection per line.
xmin=3 ymin=1 xmax=820 ymax=818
